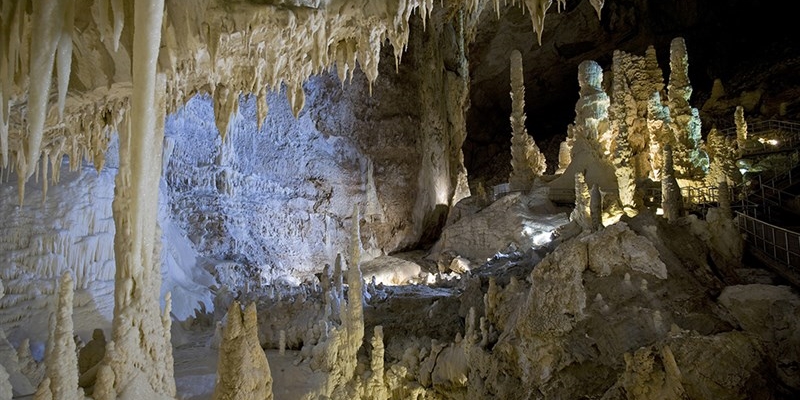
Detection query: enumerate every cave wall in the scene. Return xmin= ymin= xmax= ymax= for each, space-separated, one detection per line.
xmin=162 ymin=12 xmax=470 ymax=283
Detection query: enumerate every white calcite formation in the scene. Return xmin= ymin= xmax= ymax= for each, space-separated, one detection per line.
xmin=212 ymin=301 xmax=273 ymax=400
xmin=508 ymin=49 xmax=546 ymax=191
xmin=35 ymin=273 xmax=82 ymax=400
xmin=0 ymin=162 xmax=116 ymax=344
xmin=551 ymin=60 xmax=616 ymax=195
xmin=666 ymin=38 xmax=706 ymax=180
xmin=735 ymin=105 xmax=748 ymax=155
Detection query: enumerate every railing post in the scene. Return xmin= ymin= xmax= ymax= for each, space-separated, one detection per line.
xmin=786 ymin=231 xmax=790 ymax=264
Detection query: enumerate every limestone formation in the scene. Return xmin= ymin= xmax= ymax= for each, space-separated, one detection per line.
xmin=661 ymin=145 xmax=682 ymax=222
xmin=342 ymin=205 xmax=365 ymax=383
xmin=551 ymin=59 xmax=617 ymax=195
xmin=666 ymin=37 xmax=707 ymax=179
xmin=212 ymin=301 xmax=273 ymax=400
xmin=705 ymin=126 xmax=741 ymax=186
xmin=571 ymin=172 xmax=592 ymax=231
xmin=35 ymin=273 xmax=82 ymax=400
xmin=367 ymin=326 xmax=388 ymax=400
xmin=590 ymin=184 xmax=603 ymax=231
xmin=735 ymin=106 xmax=748 ymax=155
xmin=508 ymin=50 xmax=546 ymax=191
xmin=646 ymin=91 xmax=672 ymax=180
xmin=614 ymin=123 xmax=640 ymax=216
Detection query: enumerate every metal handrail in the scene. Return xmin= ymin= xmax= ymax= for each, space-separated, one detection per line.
xmin=720 ymin=119 xmax=800 ymax=136
xmin=736 ymin=211 xmax=800 ymax=273
xmin=759 ymin=156 xmax=800 ymax=191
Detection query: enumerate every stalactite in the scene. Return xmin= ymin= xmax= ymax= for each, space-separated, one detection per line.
xmin=56 ymin=0 xmax=75 ymax=120
xmin=110 ymin=0 xmax=125 ymax=52
xmin=589 ymin=0 xmax=605 ymax=19
xmin=24 ymin=0 xmax=65 ymax=181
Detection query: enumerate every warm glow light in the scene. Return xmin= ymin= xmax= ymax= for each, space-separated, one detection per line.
xmin=656 ymin=207 xmax=664 ymax=215
xmin=602 ymin=212 xmax=623 ymax=226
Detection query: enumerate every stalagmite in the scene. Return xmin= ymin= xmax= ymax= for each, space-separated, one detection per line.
xmin=508 ymin=50 xmax=546 ymax=191
xmin=735 ymin=106 xmax=748 ymax=155
xmin=614 ymin=123 xmax=639 ymax=216
xmin=367 ymin=326 xmax=388 ymax=400
xmin=212 ymin=301 xmax=273 ymax=400
xmin=661 ymin=145 xmax=682 ymax=222
xmin=101 ymin=0 xmax=175 ymax=395
xmin=705 ymin=126 xmax=740 ymax=186
xmin=590 ymin=184 xmax=603 ymax=231
xmin=571 ymin=172 xmax=592 ymax=231
xmin=666 ymin=37 xmax=706 ymax=179
xmin=551 ymin=58 xmax=617 ymax=198
xmin=35 ymin=273 xmax=82 ymax=400
xmin=343 ymin=205 xmax=365 ymax=382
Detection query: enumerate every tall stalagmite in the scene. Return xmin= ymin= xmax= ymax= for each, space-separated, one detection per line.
xmin=661 ymin=145 xmax=683 ymax=222
xmin=344 ymin=205 xmax=365 ymax=382
xmin=667 ymin=37 xmax=706 ymax=179
xmin=97 ymin=0 xmax=176 ymax=397
xmin=735 ymin=106 xmax=748 ymax=156
xmin=508 ymin=49 xmax=546 ymax=191
xmin=35 ymin=273 xmax=82 ymax=400
xmin=212 ymin=301 xmax=273 ymax=400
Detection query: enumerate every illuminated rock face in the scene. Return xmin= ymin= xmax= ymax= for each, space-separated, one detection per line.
xmin=161 ymin=67 xmax=427 ymax=283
